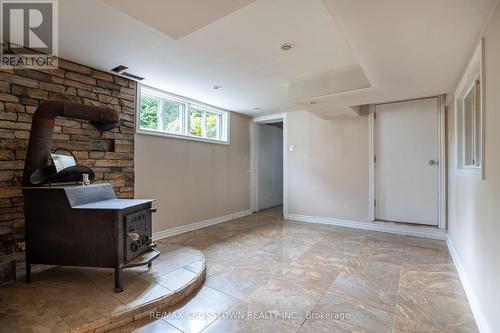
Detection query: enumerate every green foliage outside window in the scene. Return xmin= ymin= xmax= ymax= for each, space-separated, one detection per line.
xmin=162 ymin=100 xmax=182 ymax=133
xmin=206 ymin=113 xmax=218 ymax=138
xmin=140 ymin=95 xmax=158 ymax=130
xmin=190 ymin=109 xmax=203 ymax=136
xmin=140 ymin=91 xmax=223 ymax=141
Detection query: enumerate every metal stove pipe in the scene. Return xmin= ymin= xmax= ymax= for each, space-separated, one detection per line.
xmin=22 ymin=101 xmax=119 ymax=186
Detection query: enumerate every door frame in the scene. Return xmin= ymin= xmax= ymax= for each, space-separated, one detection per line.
xmin=250 ymin=113 xmax=288 ymax=214
xmin=368 ymin=95 xmax=446 ymax=229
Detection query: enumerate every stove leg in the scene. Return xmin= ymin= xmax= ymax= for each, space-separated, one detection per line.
xmin=148 ymin=262 xmax=152 ymax=269
xmin=114 ymin=267 xmax=123 ymax=293
xmin=25 ymin=261 xmax=31 ymax=284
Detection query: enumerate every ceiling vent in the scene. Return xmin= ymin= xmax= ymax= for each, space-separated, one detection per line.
xmin=110 ymin=65 xmax=145 ymax=81
xmin=110 ymin=65 xmax=128 ymax=74
xmin=120 ymin=72 xmax=145 ymax=81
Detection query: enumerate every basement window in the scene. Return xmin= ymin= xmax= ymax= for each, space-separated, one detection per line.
xmin=455 ymin=39 xmax=484 ymax=177
xmin=137 ymin=86 xmax=229 ymax=144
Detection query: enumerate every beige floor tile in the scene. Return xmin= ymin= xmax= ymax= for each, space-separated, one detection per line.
xmin=4 ymin=207 xmax=478 ymax=333
xmin=0 ymin=303 xmax=70 ymax=333
xmin=330 ymin=226 xmax=372 ymax=238
xmin=315 ymin=236 xmax=363 ymax=255
xmin=298 ymin=243 xmax=352 ymax=270
xmin=245 ymin=278 xmax=321 ymax=326
xmin=402 ymin=245 xmax=453 ymax=266
xmin=152 ymin=267 xmax=198 ymax=292
xmin=399 ymin=264 xmax=467 ymax=300
xmin=137 ymin=246 xmax=203 ymax=279
xmin=164 ymin=286 xmax=240 ymax=333
xmin=110 ymin=275 xmax=172 ymax=313
xmin=183 ymin=259 xmax=204 ymax=274
xmin=395 ymin=288 xmax=478 ymax=333
xmin=303 ymin=290 xmax=394 ymax=333
xmin=327 ymin=272 xmax=398 ymax=313
xmin=0 ymin=281 xmax=44 ymax=313
xmin=205 ymin=264 xmax=272 ymax=299
xmin=110 ymin=318 xmax=182 ymax=333
xmin=283 ymin=250 xmax=341 ymax=296
xmin=202 ymin=301 xmax=299 ymax=333
xmin=257 ymin=239 xmax=314 ymax=265
xmin=36 ymin=274 xmax=124 ymax=329
xmin=364 ymin=230 xmax=410 ymax=244
xmin=393 ymin=314 xmax=453 ymax=333
xmin=351 ymin=239 xmax=404 ymax=265
xmin=343 ymin=256 xmax=402 ymax=293
xmin=402 ymin=236 xmax=448 ymax=251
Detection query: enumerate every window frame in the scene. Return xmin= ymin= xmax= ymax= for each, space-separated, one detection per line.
xmin=461 ymin=77 xmax=480 ymax=169
xmin=454 ymin=38 xmax=485 ymax=178
xmin=136 ymin=85 xmax=230 ymax=144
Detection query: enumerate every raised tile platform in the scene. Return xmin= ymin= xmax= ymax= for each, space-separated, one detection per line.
xmin=0 ymin=243 xmax=206 ymax=333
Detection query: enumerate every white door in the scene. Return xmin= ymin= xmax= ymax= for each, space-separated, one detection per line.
xmin=375 ymin=98 xmax=439 ymax=225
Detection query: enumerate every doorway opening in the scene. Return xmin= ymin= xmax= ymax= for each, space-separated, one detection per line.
xmin=251 ymin=114 xmax=287 ymax=214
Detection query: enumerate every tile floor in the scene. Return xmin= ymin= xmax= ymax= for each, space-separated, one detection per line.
xmin=117 ymin=207 xmax=477 ymax=333
xmin=0 ymin=245 xmax=205 ymax=332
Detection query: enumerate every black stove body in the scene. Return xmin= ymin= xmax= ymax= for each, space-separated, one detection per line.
xmin=23 ymin=183 xmax=159 ymax=292
xmin=20 ymin=102 xmax=160 ymax=292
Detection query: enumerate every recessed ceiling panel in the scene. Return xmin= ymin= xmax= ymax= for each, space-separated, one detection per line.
xmin=289 ymin=65 xmax=371 ymax=101
xmin=102 ymin=0 xmax=256 ymax=39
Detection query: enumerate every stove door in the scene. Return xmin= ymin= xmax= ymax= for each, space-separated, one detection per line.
xmin=124 ymin=209 xmax=152 ymax=262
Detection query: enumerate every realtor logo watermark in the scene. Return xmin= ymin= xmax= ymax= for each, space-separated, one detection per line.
xmin=1 ymin=0 xmax=58 ymax=69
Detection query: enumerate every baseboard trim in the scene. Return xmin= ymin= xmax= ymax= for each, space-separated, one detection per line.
xmin=152 ymin=209 xmax=253 ymax=241
xmin=284 ymin=213 xmax=447 ymax=240
xmin=447 ymin=237 xmax=491 ymax=333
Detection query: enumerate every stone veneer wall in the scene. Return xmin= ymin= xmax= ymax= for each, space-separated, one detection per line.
xmin=0 ymin=59 xmax=137 ymax=284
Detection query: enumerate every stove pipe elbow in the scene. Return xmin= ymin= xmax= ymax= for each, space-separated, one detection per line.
xmin=22 ymin=101 xmax=120 ymax=186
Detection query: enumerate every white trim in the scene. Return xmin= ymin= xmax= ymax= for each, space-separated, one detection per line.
xmin=369 ymin=96 xmax=446 ymax=229
xmin=282 ymin=113 xmax=289 ymax=216
xmin=152 ymin=210 xmax=253 ymax=241
xmin=250 ymin=122 xmax=259 ymax=212
xmin=285 ymin=213 xmax=447 ymax=240
xmin=447 ymin=237 xmax=491 ymax=333
xmin=250 ymin=113 xmax=288 ymax=215
xmin=368 ymin=105 xmax=375 ymax=221
xmin=136 ymin=129 xmax=230 ymax=145
xmin=437 ymin=95 xmax=447 ymax=229
xmin=253 ymin=113 xmax=286 ymax=124
xmin=453 ymin=39 xmax=485 ymax=179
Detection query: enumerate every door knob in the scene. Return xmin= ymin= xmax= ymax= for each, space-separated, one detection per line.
xmin=429 ymin=160 xmax=438 ymax=166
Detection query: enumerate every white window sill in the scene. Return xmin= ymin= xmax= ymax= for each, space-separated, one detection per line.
xmin=455 ymin=168 xmax=481 ymax=177
xmin=136 ymin=128 xmax=230 ymax=145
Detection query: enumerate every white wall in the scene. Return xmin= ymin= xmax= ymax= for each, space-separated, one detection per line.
xmin=135 ymin=112 xmax=251 ymax=232
xmin=286 ymin=111 xmax=369 ymax=221
xmin=447 ymin=3 xmax=500 ymax=332
xmin=257 ymin=124 xmax=283 ymax=210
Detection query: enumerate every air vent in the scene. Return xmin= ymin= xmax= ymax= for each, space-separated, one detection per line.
xmin=121 ymin=72 xmax=145 ymax=81
xmin=110 ymin=65 xmax=128 ymax=74
xmin=110 ymin=65 xmax=145 ymax=81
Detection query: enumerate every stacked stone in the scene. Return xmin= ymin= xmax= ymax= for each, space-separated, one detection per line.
xmin=0 ymin=59 xmax=137 ymax=284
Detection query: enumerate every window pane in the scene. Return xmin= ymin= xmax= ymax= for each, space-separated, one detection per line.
xmin=463 ymin=88 xmax=475 ymax=166
xmin=190 ymin=108 xmax=203 ymax=137
xmin=474 ymin=79 xmax=481 ymax=166
xmin=161 ymin=99 xmax=182 ymax=133
xmin=140 ymin=94 xmax=159 ymax=130
xmin=206 ymin=112 xmax=219 ymax=139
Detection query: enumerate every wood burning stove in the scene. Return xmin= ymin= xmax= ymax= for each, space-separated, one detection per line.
xmin=22 ymin=101 xmax=159 ymax=292
xmin=23 ymin=184 xmax=158 ymax=292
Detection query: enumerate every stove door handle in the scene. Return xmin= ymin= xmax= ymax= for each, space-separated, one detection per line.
xmin=127 ymin=232 xmax=140 ymax=241
xmin=148 ymin=207 xmax=157 ymax=213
